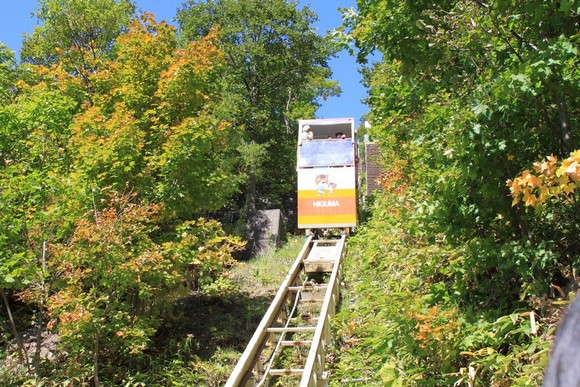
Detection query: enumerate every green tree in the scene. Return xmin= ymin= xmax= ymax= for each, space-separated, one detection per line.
xmin=0 ymin=58 xmax=81 ymax=375
xmin=347 ymin=0 xmax=578 ymax=299
xmin=21 ymin=0 xmax=135 ymax=79
xmin=177 ymin=0 xmax=340 ymax=221
xmin=0 ymin=43 xmax=17 ymax=104
xmin=332 ymin=1 xmax=578 ymax=384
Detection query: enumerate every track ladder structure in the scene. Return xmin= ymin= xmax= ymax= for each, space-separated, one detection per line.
xmin=226 ymin=235 xmax=347 ymax=387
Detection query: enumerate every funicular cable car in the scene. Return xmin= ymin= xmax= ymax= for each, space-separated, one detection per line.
xmin=297 ymin=118 xmax=358 ymax=234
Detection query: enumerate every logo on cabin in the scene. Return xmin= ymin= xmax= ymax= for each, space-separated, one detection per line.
xmin=315 ymin=174 xmax=337 ymax=196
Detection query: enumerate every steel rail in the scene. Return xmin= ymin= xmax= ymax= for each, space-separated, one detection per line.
xmin=225 ymin=236 xmax=314 ymax=387
xmin=225 ymin=234 xmax=346 ymax=387
xmin=300 ymin=235 xmax=346 ymax=387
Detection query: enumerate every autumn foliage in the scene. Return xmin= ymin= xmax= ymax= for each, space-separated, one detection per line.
xmin=508 ymin=150 xmax=580 ymax=207
xmin=1 ymin=11 xmax=244 ymax=384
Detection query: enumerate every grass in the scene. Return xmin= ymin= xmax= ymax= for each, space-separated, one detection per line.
xmin=228 ymin=235 xmax=308 ymax=296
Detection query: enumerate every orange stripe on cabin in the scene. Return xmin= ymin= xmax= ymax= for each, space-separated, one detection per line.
xmin=297 ymin=197 xmax=357 ymax=216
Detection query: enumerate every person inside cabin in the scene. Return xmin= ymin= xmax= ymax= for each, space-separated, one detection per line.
xmin=301 ymin=125 xmax=313 ymax=141
xmin=335 ymin=132 xmax=346 ymax=139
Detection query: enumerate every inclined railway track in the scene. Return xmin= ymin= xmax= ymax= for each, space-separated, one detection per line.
xmin=226 ymin=235 xmax=347 ymax=387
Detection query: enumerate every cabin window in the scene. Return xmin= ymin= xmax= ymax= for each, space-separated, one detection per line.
xmin=298 ymin=140 xmax=353 ymax=167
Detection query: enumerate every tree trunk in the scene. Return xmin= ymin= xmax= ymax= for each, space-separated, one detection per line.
xmin=555 ymin=91 xmax=574 ymax=153
xmin=1 ymin=288 xmax=32 ymax=373
xmin=93 ymin=327 xmax=101 ymax=387
xmin=33 ymin=241 xmax=48 ymax=375
xmin=546 ymin=77 xmax=575 ymax=153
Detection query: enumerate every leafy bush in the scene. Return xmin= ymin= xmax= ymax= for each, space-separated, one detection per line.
xmin=330 ymin=191 xmax=553 ymax=386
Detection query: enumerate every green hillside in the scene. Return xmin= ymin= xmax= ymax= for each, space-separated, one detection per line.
xmin=1 ymin=0 xmax=578 ymax=385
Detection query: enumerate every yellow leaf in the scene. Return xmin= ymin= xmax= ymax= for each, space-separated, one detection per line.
xmin=562 ymin=183 xmax=576 ymax=194
xmin=523 ymin=191 xmax=537 ymax=206
xmin=538 ymin=186 xmax=550 ymax=204
xmin=527 ymin=174 xmax=543 ymax=188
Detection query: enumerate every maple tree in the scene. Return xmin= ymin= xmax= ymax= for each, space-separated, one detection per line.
xmin=45 ymin=192 xmax=242 ymax=383
xmin=0 ymin=54 xmax=82 ymax=376
xmin=70 ymin=14 xmax=241 ymax=218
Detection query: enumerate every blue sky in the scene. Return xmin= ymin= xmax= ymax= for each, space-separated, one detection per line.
xmin=0 ymin=0 xmax=369 ymax=124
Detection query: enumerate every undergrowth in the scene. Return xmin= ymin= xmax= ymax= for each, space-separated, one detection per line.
xmin=329 ymin=196 xmax=559 ymax=386
xmin=1 ymin=235 xmax=305 ymax=386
